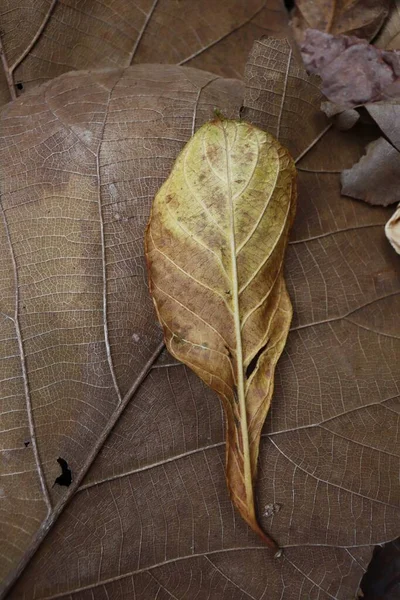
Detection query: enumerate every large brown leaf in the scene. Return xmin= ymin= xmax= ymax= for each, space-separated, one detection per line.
xmin=1 ymin=37 xmax=399 ymax=600
xmin=0 ymin=0 xmax=288 ymax=106
xmin=0 ymin=64 xmax=244 ymax=595
xmin=145 ymin=118 xmax=296 ymax=552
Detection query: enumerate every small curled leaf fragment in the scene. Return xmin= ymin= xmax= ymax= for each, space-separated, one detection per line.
xmin=145 ymin=119 xmax=296 ymax=552
xmin=386 ymin=204 xmax=400 ymax=254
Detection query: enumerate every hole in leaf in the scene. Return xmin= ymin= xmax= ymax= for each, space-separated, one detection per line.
xmin=53 ymin=457 xmax=72 ymax=487
xmin=283 ymin=0 xmax=295 ymax=11
xmin=24 ymin=440 xmax=30 ymax=447
xmin=246 ymin=341 xmax=268 ymax=379
xmin=16 ymin=82 xmax=24 ymax=91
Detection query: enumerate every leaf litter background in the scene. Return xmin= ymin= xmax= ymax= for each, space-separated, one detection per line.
xmin=0 ymin=1 xmax=399 ymax=599
xmin=0 ymin=0 xmax=287 ymax=104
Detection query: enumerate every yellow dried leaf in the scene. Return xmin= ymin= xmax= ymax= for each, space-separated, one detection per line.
xmin=145 ymin=118 xmax=296 ymax=553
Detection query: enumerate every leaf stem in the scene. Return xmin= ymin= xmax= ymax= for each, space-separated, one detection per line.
xmin=223 ymin=122 xmax=253 ymax=509
xmin=223 ymin=120 xmax=280 ymax=556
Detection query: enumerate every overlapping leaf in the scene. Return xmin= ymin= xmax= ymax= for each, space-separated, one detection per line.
xmin=291 ymin=0 xmax=390 ymax=41
xmin=0 ymin=0 xmax=287 ymax=105
xmin=299 ymin=25 xmax=400 ymax=249
xmin=145 ymin=118 xmax=296 ymax=551
xmin=0 ymin=64 xmax=244 ymax=595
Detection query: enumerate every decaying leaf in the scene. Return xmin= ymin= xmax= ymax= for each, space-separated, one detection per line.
xmin=341 ymin=137 xmax=400 ymax=205
xmin=366 ymin=102 xmax=400 ymax=151
xmin=0 ymin=0 xmax=288 ymax=106
xmin=386 ymin=203 xmax=400 ymax=253
xmin=301 ymin=29 xmax=400 ymax=108
xmin=0 ymin=63 xmax=244 ymax=596
xmin=300 ymin=25 xmax=400 ymax=241
xmin=242 ymin=37 xmax=330 ymax=160
xmin=1 ymin=35 xmax=400 ymax=600
xmin=375 ymin=0 xmax=400 ymax=50
xmin=145 ymin=118 xmax=296 ymax=551
xmin=290 ymin=0 xmax=390 ymax=42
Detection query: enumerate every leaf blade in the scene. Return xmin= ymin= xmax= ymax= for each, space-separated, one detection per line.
xmin=145 ymin=118 xmax=296 ymax=550
xmin=0 ymin=64 xmax=244 ymax=597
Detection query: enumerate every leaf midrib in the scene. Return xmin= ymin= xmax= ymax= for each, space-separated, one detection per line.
xmin=222 ymin=122 xmax=253 ymax=509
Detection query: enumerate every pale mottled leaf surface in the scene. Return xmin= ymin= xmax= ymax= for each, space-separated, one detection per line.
xmin=2 ymin=38 xmax=399 ymax=600
xmin=0 ymin=0 xmax=288 ymax=105
xmin=146 ymin=119 xmax=296 ymax=550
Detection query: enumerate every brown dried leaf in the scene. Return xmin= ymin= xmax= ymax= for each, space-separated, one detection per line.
xmin=145 ymin=118 xmax=296 ymax=552
xmin=301 ymin=29 xmax=400 ymax=108
xmin=366 ymin=102 xmax=400 ymax=151
xmin=321 ymin=101 xmax=360 ymax=129
xmin=300 ymin=28 xmax=400 ymax=213
xmin=291 ymin=0 xmax=390 ymax=42
xmin=0 ymin=0 xmax=288 ymax=105
xmin=0 ymin=64 xmax=244 ymax=596
xmin=375 ymin=0 xmax=400 ymax=50
xmin=1 ymin=37 xmax=400 ymax=600
xmin=386 ymin=203 xmax=400 ymax=253
xmin=242 ymin=37 xmax=330 ymax=160
xmin=341 ymin=136 xmax=400 ymax=205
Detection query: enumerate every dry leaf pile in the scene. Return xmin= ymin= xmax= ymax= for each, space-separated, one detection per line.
xmin=0 ymin=1 xmax=399 ymax=599
xmin=299 ymin=10 xmax=400 ymax=256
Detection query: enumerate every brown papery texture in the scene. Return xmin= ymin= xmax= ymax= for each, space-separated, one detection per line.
xmin=291 ymin=0 xmax=390 ymax=42
xmin=0 ymin=0 xmax=288 ymax=105
xmin=0 ymin=64 xmax=243 ymax=596
xmin=1 ymin=36 xmax=399 ymax=600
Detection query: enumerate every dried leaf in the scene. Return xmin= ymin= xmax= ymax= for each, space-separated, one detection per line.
xmin=145 ymin=118 xmax=296 ymax=551
xmin=291 ymin=0 xmax=390 ymax=42
xmin=300 ymin=27 xmax=400 ymax=222
xmin=366 ymin=102 xmax=400 ymax=151
xmin=2 ymin=37 xmax=400 ymax=600
xmin=321 ymin=101 xmax=360 ymax=129
xmin=301 ymin=29 xmax=400 ymax=108
xmin=386 ymin=203 xmax=400 ymax=253
xmin=0 ymin=63 xmax=244 ymax=595
xmin=0 ymin=0 xmax=288 ymax=105
xmin=375 ymin=0 xmax=400 ymax=50
xmin=341 ymin=137 xmax=400 ymax=205
xmin=241 ymin=37 xmax=330 ymax=160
